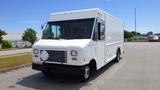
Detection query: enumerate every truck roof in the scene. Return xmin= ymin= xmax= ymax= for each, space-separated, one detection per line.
xmin=48 ymin=8 xmax=122 ymax=22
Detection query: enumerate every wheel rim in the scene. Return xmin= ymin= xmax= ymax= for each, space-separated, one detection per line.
xmin=84 ymin=66 xmax=90 ymax=79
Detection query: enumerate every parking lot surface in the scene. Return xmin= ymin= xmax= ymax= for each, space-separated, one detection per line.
xmin=0 ymin=43 xmax=160 ymax=90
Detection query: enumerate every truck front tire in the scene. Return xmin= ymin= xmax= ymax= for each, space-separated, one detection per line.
xmin=42 ymin=71 xmax=52 ymax=77
xmin=80 ymin=65 xmax=91 ymax=82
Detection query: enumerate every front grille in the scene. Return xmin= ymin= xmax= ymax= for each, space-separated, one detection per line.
xmin=45 ymin=50 xmax=67 ymax=63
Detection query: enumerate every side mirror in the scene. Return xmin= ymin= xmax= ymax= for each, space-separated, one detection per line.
xmin=92 ymin=28 xmax=98 ymax=41
xmin=41 ymin=25 xmax=44 ymax=30
xmin=41 ymin=23 xmax=47 ymax=30
xmin=92 ymin=34 xmax=97 ymax=41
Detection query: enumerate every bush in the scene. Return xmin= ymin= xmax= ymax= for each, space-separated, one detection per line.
xmin=2 ymin=40 xmax=12 ymax=48
xmin=16 ymin=45 xmax=18 ymax=48
xmin=25 ymin=45 xmax=32 ymax=48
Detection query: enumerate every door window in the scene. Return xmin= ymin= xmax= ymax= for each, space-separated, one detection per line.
xmin=98 ymin=22 xmax=105 ymax=40
xmin=92 ymin=19 xmax=105 ymax=41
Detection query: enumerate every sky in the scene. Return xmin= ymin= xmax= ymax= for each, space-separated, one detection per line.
xmin=0 ymin=0 xmax=160 ymax=34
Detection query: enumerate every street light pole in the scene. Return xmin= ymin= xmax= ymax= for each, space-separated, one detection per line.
xmin=135 ymin=8 xmax=137 ymax=39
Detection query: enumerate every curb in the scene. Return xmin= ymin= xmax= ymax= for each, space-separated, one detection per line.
xmin=0 ymin=63 xmax=32 ymax=73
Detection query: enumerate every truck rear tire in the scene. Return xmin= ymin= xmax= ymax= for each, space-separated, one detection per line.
xmin=114 ymin=50 xmax=121 ymax=62
xmin=80 ymin=65 xmax=91 ymax=82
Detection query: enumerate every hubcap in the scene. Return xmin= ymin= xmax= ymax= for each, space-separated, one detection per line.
xmin=84 ymin=66 xmax=90 ymax=79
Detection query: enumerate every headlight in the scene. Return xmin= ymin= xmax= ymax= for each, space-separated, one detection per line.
xmin=71 ymin=50 xmax=78 ymax=56
xmin=33 ymin=49 xmax=39 ymax=54
xmin=40 ymin=50 xmax=49 ymax=61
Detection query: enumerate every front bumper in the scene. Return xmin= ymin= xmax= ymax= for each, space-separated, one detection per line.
xmin=32 ymin=63 xmax=86 ymax=75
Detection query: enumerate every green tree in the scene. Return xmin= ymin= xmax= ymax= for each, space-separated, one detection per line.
xmin=2 ymin=40 xmax=12 ymax=48
xmin=22 ymin=28 xmax=37 ymax=44
xmin=0 ymin=29 xmax=7 ymax=44
xmin=42 ymin=26 xmax=54 ymax=39
xmin=124 ymin=30 xmax=134 ymax=39
xmin=131 ymin=31 xmax=141 ymax=36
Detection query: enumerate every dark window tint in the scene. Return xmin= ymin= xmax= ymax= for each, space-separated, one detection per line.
xmin=42 ymin=18 xmax=95 ymax=39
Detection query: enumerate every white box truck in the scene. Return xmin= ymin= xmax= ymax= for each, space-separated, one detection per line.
xmin=32 ymin=8 xmax=124 ymax=81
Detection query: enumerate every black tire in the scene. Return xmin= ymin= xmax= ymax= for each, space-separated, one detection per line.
xmin=114 ymin=50 xmax=121 ymax=62
xmin=80 ymin=65 xmax=91 ymax=82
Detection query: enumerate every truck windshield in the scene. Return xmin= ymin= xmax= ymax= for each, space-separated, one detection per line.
xmin=42 ymin=18 xmax=95 ymax=39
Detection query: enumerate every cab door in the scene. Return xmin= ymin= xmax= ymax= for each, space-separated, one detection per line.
xmin=93 ymin=19 xmax=106 ymax=69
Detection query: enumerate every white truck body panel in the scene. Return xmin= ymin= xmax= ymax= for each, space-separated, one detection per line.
xmin=33 ymin=39 xmax=91 ymax=66
xmin=32 ymin=8 xmax=124 ymax=70
xmin=48 ymin=9 xmax=99 ymax=22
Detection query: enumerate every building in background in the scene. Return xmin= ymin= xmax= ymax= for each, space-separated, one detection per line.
xmin=11 ymin=40 xmax=32 ymax=48
xmin=2 ymin=32 xmax=42 ymax=48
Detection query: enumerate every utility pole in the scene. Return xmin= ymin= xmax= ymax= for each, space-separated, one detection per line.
xmin=135 ymin=8 xmax=137 ymax=39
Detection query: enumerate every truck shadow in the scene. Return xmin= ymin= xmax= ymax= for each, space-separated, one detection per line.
xmin=16 ymin=61 xmax=116 ymax=90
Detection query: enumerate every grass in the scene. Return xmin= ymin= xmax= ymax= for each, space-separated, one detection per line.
xmin=0 ymin=48 xmax=18 ymax=51
xmin=0 ymin=47 xmax=32 ymax=51
xmin=132 ymin=40 xmax=149 ymax=42
xmin=0 ymin=54 xmax=32 ymax=70
xmin=125 ymin=39 xmax=149 ymax=42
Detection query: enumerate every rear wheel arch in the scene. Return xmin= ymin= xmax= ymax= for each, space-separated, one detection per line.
xmin=117 ymin=47 xmax=121 ymax=54
xmin=113 ymin=47 xmax=121 ymax=62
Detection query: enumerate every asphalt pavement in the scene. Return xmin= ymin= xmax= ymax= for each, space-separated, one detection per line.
xmin=0 ymin=43 xmax=160 ymax=90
